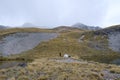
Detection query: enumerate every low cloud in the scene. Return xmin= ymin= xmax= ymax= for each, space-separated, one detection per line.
xmin=0 ymin=0 xmax=119 ymax=28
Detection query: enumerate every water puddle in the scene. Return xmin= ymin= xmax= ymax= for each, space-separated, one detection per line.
xmin=0 ymin=61 xmax=27 ymax=69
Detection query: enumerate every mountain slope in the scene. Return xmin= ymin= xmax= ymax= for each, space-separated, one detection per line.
xmin=0 ymin=26 xmax=120 ymax=80
xmin=0 ymin=26 xmax=119 ymax=64
xmin=0 ymin=32 xmax=57 ymax=56
xmin=90 ymin=25 xmax=120 ymax=52
xmin=5 ymin=26 xmax=119 ymax=65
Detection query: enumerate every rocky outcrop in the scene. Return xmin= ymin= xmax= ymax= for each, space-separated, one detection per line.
xmin=94 ymin=25 xmax=120 ymax=52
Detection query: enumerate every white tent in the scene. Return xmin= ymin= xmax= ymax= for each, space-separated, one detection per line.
xmin=63 ymin=54 xmax=69 ymax=58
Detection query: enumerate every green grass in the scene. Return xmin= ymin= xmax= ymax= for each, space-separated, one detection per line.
xmin=7 ymin=29 xmax=120 ymax=64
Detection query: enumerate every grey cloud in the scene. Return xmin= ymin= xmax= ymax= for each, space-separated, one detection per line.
xmin=0 ymin=0 xmax=119 ymax=28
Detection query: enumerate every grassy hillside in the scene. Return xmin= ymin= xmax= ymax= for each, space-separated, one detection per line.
xmin=5 ymin=27 xmax=119 ymax=64
xmin=0 ymin=27 xmax=119 ymax=64
xmin=0 ymin=27 xmax=120 ymax=80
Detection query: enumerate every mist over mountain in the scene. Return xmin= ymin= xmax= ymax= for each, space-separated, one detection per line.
xmin=72 ymin=23 xmax=101 ymax=30
xmin=22 ymin=23 xmax=38 ymax=27
xmin=0 ymin=25 xmax=8 ymax=29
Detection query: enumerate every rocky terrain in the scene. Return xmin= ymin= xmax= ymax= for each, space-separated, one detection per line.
xmin=108 ymin=32 xmax=120 ymax=52
xmin=0 ymin=32 xmax=57 ymax=56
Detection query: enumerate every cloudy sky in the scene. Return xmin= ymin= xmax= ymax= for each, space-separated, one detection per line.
xmin=0 ymin=0 xmax=120 ymax=28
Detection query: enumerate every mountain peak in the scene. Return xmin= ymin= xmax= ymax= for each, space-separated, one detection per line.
xmin=0 ymin=25 xmax=8 ymax=29
xmin=72 ymin=22 xmax=101 ymax=30
xmin=22 ymin=23 xmax=37 ymax=27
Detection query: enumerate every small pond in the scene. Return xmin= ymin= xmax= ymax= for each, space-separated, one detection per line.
xmin=0 ymin=61 xmax=27 ymax=69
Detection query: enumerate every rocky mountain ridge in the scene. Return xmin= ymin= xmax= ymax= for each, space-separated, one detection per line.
xmin=72 ymin=23 xmax=101 ymax=30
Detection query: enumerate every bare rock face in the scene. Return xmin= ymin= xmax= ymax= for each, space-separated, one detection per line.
xmin=0 ymin=32 xmax=58 ymax=56
xmin=108 ymin=32 xmax=120 ymax=52
xmin=93 ymin=25 xmax=120 ymax=52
